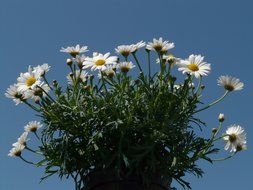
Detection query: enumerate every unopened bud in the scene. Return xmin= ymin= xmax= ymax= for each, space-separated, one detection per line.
xmin=218 ymin=113 xmax=225 ymax=122
xmin=84 ymin=85 xmax=91 ymax=91
xmin=212 ymin=128 xmax=218 ymax=134
xmin=201 ymin=85 xmax=205 ymax=90
xmin=66 ymin=58 xmax=73 ymax=66
xmin=52 ymin=80 xmax=58 ymax=87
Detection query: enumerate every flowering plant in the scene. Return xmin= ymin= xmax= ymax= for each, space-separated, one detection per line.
xmin=6 ymin=38 xmax=246 ymax=190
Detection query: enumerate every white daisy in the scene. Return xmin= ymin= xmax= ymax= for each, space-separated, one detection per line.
xmin=217 ymin=76 xmax=244 ymax=91
xmin=25 ymin=83 xmax=50 ymax=101
xmin=67 ymin=70 xmax=88 ymax=85
xmin=8 ymin=144 xmax=25 ymax=157
xmin=74 ymin=54 xmax=87 ymax=64
xmin=83 ymin=52 xmax=118 ymax=71
xmin=177 ymin=54 xmax=211 ymax=78
xmin=98 ymin=65 xmax=116 ymax=78
xmin=12 ymin=132 xmax=29 ymax=147
xmin=5 ymin=84 xmax=26 ymax=105
xmin=34 ymin=63 xmax=51 ymax=76
xmin=115 ymin=45 xmax=134 ymax=57
xmin=16 ymin=66 xmax=43 ymax=92
xmin=118 ymin=61 xmax=135 ymax=73
xmin=131 ymin=41 xmax=146 ymax=52
xmin=223 ymin=125 xmax=246 ymax=152
xmin=146 ymin=37 xmax=174 ymax=53
xmin=24 ymin=121 xmax=42 ymax=132
xmin=60 ymin=44 xmax=88 ymax=57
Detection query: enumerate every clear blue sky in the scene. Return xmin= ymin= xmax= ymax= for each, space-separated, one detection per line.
xmin=1 ymin=0 xmax=252 ymax=189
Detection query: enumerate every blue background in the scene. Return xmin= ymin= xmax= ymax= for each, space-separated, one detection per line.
xmin=1 ymin=0 xmax=252 ymax=189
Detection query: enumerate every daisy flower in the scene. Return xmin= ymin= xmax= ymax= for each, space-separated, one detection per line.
xmin=98 ymin=65 xmax=116 ymax=78
xmin=16 ymin=66 xmax=43 ymax=92
xmin=146 ymin=37 xmax=174 ymax=53
xmin=217 ymin=76 xmax=244 ymax=91
xmin=24 ymin=121 xmax=42 ymax=132
xmin=5 ymin=84 xmax=26 ymax=105
xmin=177 ymin=54 xmax=211 ymax=78
xmin=74 ymin=55 xmax=86 ymax=64
xmin=131 ymin=41 xmax=146 ymax=52
xmin=115 ymin=45 xmax=134 ymax=57
xmin=12 ymin=132 xmax=29 ymax=147
xmin=83 ymin=52 xmax=118 ymax=71
xmin=118 ymin=61 xmax=135 ymax=73
xmin=67 ymin=70 xmax=88 ymax=85
xmin=25 ymin=83 xmax=50 ymax=101
xmin=223 ymin=125 xmax=246 ymax=152
xmin=34 ymin=63 xmax=51 ymax=76
xmin=8 ymin=144 xmax=25 ymax=157
xmin=60 ymin=44 xmax=88 ymax=57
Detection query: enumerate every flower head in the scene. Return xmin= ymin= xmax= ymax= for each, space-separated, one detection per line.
xmin=5 ymin=84 xmax=26 ymax=105
xmin=223 ymin=125 xmax=246 ymax=152
xmin=16 ymin=66 xmax=43 ymax=92
xmin=34 ymin=63 xmax=51 ymax=76
xmin=131 ymin=41 xmax=146 ymax=52
xmin=146 ymin=37 xmax=174 ymax=53
xmin=24 ymin=121 xmax=42 ymax=132
xmin=217 ymin=76 xmax=244 ymax=91
xmin=60 ymin=45 xmax=88 ymax=57
xmin=99 ymin=65 xmax=116 ymax=78
xmin=25 ymin=83 xmax=50 ymax=101
xmin=177 ymin=54 xmax=211 ymax=78
xmin=67 ymin=70 xmax=88 ymax=85
xmin=83 ymin=52 xmax=118 ymax=71
xmin=8 ymin=144 xmax=25 ymax=157
xmin=12 ymin=132 xmax=29 ymax=147
xmin=118 ymin=61 xmax=135 ymax=73
xmin=115 ymin=45 xmax=134 ymax=57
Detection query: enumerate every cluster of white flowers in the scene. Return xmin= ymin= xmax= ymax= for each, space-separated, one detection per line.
xmin=5 ymin=64 xmax=50 ymax=104
xmin=8 ymin=121 xmax=42 ymax=157
xmin=7 ymin=38 xmax=247 ymax=158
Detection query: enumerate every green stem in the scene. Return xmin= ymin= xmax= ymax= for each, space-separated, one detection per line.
xmin=147 ymin=51 xmax=151 ymax=81
xmin=20 ymin=156 xmax=36 ymax=165
xmin=23 ymin=101 xmax=40 ymax=112
xmin=212 ymin=153 xmax=236 ymax=162
xmin=132 ymin=53 xmax=143 ymax=72
xmin=194 ymin=91 xmax=229 ymax=113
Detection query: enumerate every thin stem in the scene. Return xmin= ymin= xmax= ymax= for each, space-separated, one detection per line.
xmin=25 ymin=146 xmax=42 ymax=155
xmin=194 ymin=76 xmax=202 ymax=94
xmin=147 ymin=51 xmax=151 ymax=81
xmin=194 ymin=91 xmax=229 ymax=113
xmin=20 ymin=156 xmax=36 ymax=165
xmin=37 ymin=85 xmax=56 ymax=103
xmin=42 ymin=76 xmax=53 ymax=90
xmin=23 ymin=101 xmax=40 ymax=112
xmin=34 ymin=131 xmax=40 ymax=140
xmin=212 ymin=153 xmax=236 ymax=162
xmin=132 ymin=53 xmax=143 ymax=72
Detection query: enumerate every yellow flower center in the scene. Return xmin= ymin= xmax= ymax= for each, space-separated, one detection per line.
xmin=95 ymin=59 xmax=106 ymax=66
xmin=187 ymin=63 xmax=199 ymax=71
xmin=229 ymin=134 xmax=237 ymax=142
xmin=26 ymin=77 xmax=36 ymax=87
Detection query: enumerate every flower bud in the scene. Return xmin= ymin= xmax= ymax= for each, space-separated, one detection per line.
xmin=212 ymin=128 xmax=218 ymax=134
xmin=218 ymin=113 xmax=225 ymax=122
xmin=52 ymin=80 xmax=58 ymax=87
xmin=201 ymin=85 xmax=205 ymax=90
xmin=66 ymin=58 xmax=73 ymax=66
